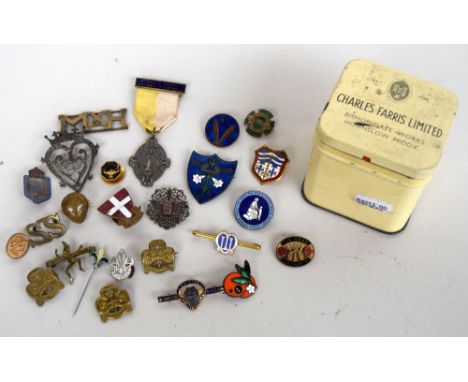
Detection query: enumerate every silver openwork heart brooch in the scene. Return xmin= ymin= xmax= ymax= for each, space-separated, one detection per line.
xmin=42 ymin=129 xmax=99 ymax=192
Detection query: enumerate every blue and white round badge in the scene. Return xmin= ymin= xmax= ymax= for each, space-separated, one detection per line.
xmin=234 ymin=190 xmax=274 ymax=230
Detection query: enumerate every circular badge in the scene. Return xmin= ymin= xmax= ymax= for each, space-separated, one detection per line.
xmin=205 ymin=113 xmax=240 ymax=147
xmin=6 ymin=233 xmax=30 ymax=259
xmin=244 ymin=109 xmax=275 ymax=137
xmin=276 ymin=236 xmax=314 ymax=267
xmin=234 ymin=190 xmax=274 ymax=230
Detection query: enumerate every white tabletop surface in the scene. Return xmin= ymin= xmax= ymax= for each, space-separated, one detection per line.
xmin=0 ymin=45 xmax=467 ymax=336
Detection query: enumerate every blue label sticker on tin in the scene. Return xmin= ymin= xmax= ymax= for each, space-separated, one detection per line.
xmin=234 ymin=190 xmax=274 ymax=230
xmin=205 ymin=114 xmax=240 ymax=147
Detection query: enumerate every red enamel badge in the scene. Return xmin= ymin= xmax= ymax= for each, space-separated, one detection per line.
xmin=98 ymin=188 xmax=134 ymax=220
xmin=252 ymin=145 xmax=289 ymax=184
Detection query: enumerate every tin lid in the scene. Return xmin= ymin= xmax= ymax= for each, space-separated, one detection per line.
xmin=318 ymin=59 xmax=458 ymax=179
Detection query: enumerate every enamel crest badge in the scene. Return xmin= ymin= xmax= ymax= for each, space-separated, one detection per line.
xmin=97 ymin=188 xmax=143 ymax=228
xmin=187 ymin=151 xmax=237 ymax=204
xmin=252 ymin=145 xmax=289 ymax=184
xmin=23 ymin=167 xmax=51 ymax=204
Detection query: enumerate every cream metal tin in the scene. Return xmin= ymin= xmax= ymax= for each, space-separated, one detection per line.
xmin=303 ymin=59 xmax=458 ymax=233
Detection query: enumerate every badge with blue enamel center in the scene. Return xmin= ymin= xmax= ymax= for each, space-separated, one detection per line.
xmin=187 ymin=151 xmax=237 ymax=204
xmin=234 ymin=190 xmax=274 ymax=230
xmin=205 ymin=113 xmax=240 ymax=147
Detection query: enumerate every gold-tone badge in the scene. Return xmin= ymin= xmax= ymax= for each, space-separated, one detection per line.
xmin=59 ymin=109 xmax=128 ymax=134
xmin=61 ymin=192 xmax=90 ymax=224
xmin=276 ymin=236 xmax=315 ymax=267
xmin=141 ymin=239 xmax=176 ymax=273
xmin=100 ymin=161 xmax=125 ymax=184
xmin=26 ymin=267 xmax=65 ymax=306
xmin=192 ymin=230 xmax=261 ymax=255
xmin=25 ymin=213 xmax=67 ymax=248
xmin=95 ymin=284 xmax=132 ymax=323
xmin=45 ymin=242 xmax=96 ymax=284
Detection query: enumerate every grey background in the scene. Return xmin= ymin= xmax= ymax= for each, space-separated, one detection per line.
xmin=0 ymin=45 xmax=467 ymax=336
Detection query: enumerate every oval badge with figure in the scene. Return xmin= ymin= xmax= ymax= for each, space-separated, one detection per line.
xmin=187 ymin=151 xmax=238 ymax=204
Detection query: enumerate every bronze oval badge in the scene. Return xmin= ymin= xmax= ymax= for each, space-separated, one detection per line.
xmin=6 ymin=233 xmax=30 ymax=259
xmin=276 ymin=236 xmax=314 ymax=267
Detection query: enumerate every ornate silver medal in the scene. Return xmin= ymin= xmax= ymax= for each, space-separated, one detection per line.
xmin=128 ymin=135 xmax=170 ymax=187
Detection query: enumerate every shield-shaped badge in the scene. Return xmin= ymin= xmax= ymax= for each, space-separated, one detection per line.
xmin=252 ymin=145 xmax=289 ymax=184
xmin=187 ymin=151 xmax=238 ymax=204
xmin=98 ymin=188 xmax=135 ymax=220
xmin=23 ymin=167 xmax=51 ymax=204
xmin=97 ymin=188 xmax=143 ymax=228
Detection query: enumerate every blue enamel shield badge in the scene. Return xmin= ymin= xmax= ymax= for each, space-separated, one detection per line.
xmin=23 ymin=167 xmax=51 ymax=204
xmin=187 ymin=151 xmax=237 ymax=204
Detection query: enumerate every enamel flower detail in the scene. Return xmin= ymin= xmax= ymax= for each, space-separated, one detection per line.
xmin=192 ymin=174 xmax=205 ymax=184
xmin=212 ymin=178 xmax=223 ymax=188
xmin=246 ymin=284 xmax=256 ymax=294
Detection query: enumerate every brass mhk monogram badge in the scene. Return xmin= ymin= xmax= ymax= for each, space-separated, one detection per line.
xmin=59 ymin=109 xmax=128 ymax=134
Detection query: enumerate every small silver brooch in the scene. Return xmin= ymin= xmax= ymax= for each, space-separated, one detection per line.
xmin=110 ymin=249 xmax=135 ymax=280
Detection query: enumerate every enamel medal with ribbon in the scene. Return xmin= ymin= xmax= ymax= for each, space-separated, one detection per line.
xmin=130 ymin=78 xmax=186 ymax=187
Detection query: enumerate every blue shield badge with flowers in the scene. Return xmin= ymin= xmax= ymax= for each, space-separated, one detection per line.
xmin=187 ymin=151 xmax=237 ymax=204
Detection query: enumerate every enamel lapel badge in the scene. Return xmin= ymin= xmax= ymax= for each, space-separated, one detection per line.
xmin=158 ymin=261 xmax=256 ymax=310
xmin=205 ymin=113 xmax=240 ymax=147
xmin=252 ymin=145 xmax=289 ymax=184
xmin=244 ymin=109 xmax=275 ymax=137
xmin=23 ymin=167 xmax=51 ymax=204
xmin=234 ymin=190 xmax=274 ymax=230
xmin=187 ymin=151 xmax=237 ymax=204
xmin=98 ymin=188 xmax=143 ymax=228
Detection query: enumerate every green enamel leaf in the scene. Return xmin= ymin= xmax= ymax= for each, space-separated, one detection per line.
xmin=235 ymin=261 xmax=251 ymax=279
xmin=244 ymin=260 xmax=250 ymax=277
xmin=232 ymin=277 xmax=250 ymax=285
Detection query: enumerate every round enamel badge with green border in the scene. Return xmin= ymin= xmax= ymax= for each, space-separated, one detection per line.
xmin=244 ymin=109 xmax=275 ymax=137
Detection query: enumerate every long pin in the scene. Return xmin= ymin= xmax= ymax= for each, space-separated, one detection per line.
xmin=73 ymin=249 xmax=108 ymax=316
